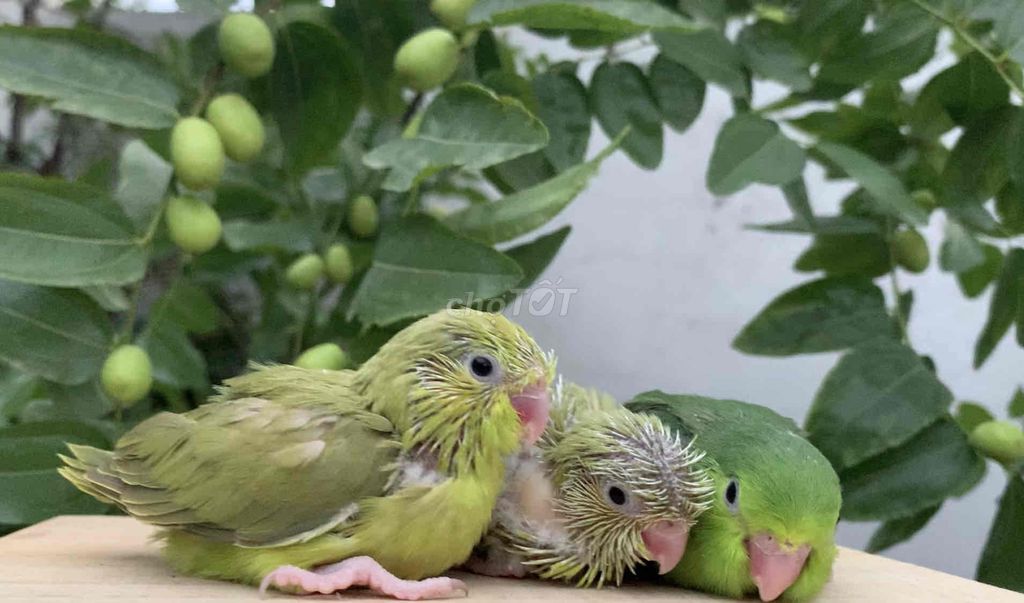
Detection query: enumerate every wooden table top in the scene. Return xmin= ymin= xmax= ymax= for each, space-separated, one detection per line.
xmin=0 ymin=516 xmax=1020 ymax=602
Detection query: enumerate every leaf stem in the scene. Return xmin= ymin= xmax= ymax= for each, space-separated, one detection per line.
xmin=909 ymin=0 xmax=1024 ymax=101
xmin=189 ymin=62 xmax=226 ymax=117
xmin=403 ymin=185 xmax=421 ymax=217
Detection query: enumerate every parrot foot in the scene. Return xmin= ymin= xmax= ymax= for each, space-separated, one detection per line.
xmin=259 ymin=557 xmax=468 ymax=600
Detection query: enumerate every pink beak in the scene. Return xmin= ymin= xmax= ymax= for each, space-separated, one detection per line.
xmin=640 ymin=520 xmax=690 ymax=574
xmin=746 ymin=533 xmax=811 ymax=602
xmin=510 ymin=380 xmax=549 ymax=446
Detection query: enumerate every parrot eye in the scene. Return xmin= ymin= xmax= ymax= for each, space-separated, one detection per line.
xmin=724 ymin=478 xmax=740 ymax=513
xmin=606 ymin=485 xmax=628 ymax=506
xmin=466 ymin=353 xmax=501 ymax=383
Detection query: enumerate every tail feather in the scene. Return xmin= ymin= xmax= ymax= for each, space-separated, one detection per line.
xmin=58 ymin=444 xmax=123 ymax=507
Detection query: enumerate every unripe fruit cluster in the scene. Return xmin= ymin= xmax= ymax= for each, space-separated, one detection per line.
xmin=284 ymin=240 xmax=358 ymax=291
xmin=394 ymin=0 xmax=476 ymax=92
xmin=101 ymin=345 xmax=153 ymax=408
xmin=165 ymin=13 xmax=273 ymax=255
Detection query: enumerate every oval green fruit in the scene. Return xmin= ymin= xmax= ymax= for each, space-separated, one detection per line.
xmin=893 ymin=229 xmax=930 ymax=273
xmin=910 ymin=189 xmax=937 ymax=211
xmin=170 ymin=117 xmax=225 ymax=191
xmin=324 ymin=243 xmax=354 ymax=284
xmin=394 ymin=28 xmax=460 ymax=91
xmin=166 ymin=196 xmax=222 ymax=255
xmin=286 ymin=253 xmax=325 ymax=290
xmin=430 ymin=0 xmax=475 ymax=30
xmin=101 ymin=344 xmax=153 ymax=407
xmin=348 ymin=195 xmax=379 ymax=238
xmin=205 ymin=93 xmax=265 ymax=162
xmin=218 ymin=13 xmax=275 ymax=78
xmin=294 ymin=343 xmax=348 ymax=371
xmin=969 ymin=420 xmax=1024 ymax=464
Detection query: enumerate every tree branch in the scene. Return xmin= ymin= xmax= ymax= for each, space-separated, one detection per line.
xmin=909 ymin=0 xmax=1024 ymax=102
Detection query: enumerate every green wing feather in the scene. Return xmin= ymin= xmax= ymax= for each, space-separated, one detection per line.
xmin=60 ymin=373 xmax=399 ymax=548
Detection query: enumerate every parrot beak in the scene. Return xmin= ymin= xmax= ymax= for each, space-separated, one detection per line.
xmin=510 ymin=380 xmax=549 ymax=446
xmin=641 ymin=520 xmax=689 ymax=574
xmin=746 ymin=533 xmax=811 ymax=602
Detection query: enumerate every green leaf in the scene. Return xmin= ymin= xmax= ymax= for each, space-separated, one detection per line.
xmin=790 ymin=105 xmax=906 ymax=166
xmin=532 ymin=71 xmax=591 ymax=171
xmin=222 ymin=218 xmax=316 ymax=253
xmin=647 ymin=54 xmax=705 ymax=133
xmin=780 ymin=178 xmax=816 ymax=231
xmin=348 ymin=216 xmax=524 ymax=327
xmin=975 ymin=248 xmax=1024 ymax=368
xmin=0 ymin=26 xmax=179 ymax=128
xmin=815 ymin=142 xmax=927 ymax=226
xmin=588 ymin=62 xmax=662 ymax=169
xmin=139 ymin=321 xmax=207 ymax=391
xmin=81 ymin=285 xmax=130 ymax=312
xmin=149 ymin=281 xmax=221 ymax=336
xmin=941 ymin=107 xmax=1018 ymax=223
xmin=955 ymin=402 xmax=996 ymax=433
xmin=0 ymin=420 xmax=111 ymax=525
xmin=977 ymin=472 xmax=1024 ymax=591
xmin=0 ymin=173 xmax=147 ymax=287
xmin=794 ymin=233 xmax=890 ymax=278
xmin=912 ymin=52 xmax=1008 ymax=135
xmin=1010 ymin=387 xmax=1024 ymax=418
xmin=734 ymin=277 xmax=894 ymax=356
xmin=958 ymin=244 xmax=1002 ymax=299
xmin=939 ymin=220 xmax=987 ymax=273
xmin=706 ymin=114 xmax=805 ymax=196
xmin=43 ymin=380 xmax=113 ymax=421
xmin=0 ymin=281 xmax=112 ymax=385
xmin=866 ymin=505 xmax=941 ymax=553
xmin=0 ymin=367 xmax=43 ymax=422
xmin=839 ymin=418 xmax=985 ymax=521
xmin=115 ymin=140 xmax=173 ymax=233
xmin=751 ymin=215 xmax=880 ymax=236
xmin=816 ymin=5 xmax=937 ymax=86
xmin=469 ymin=0 xmax=698 ymax=32
xmin=737 ymin=22 xmax=812 ymax=92
xmin=364 ymin=84 xmax=549 ymax=192
xmin=446 ymin=139 xmax=619 ymax=244
xmin=653 ymin=29 xmax=749 ymax=99
xmin=794 ymin=0 xmax=869 ymax=58
xmin=270 ymin=22 xmax=362 ymax=175
xmin=176 ymin=0 xmax=233 ymax=15
xmin=807 ymin=340 xmax=954 ymax=471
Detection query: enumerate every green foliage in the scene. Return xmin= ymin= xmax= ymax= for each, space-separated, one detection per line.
xmin=0 ymin=0 xmax=1023 ymax=589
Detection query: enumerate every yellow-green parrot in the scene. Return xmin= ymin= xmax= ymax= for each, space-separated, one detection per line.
xmin=60 ymin=309 xmax=554 ymax=599
xmin=464 ymin=380 xmax=715 ymax=587
xmin=626 ymin=391 xmax=841 ymax=602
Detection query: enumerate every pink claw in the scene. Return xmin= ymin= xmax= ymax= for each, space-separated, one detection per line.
xmin=259 ymin=557 xmax=468 ymax=600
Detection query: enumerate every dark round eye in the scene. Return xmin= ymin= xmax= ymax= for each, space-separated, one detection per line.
xmin=608 ymin=486 xmax=627 ymax=506
xmin=470 ymin=355 xmax=494 ymax=378
xmin=724 ymin=478 xmax=739 ymax=512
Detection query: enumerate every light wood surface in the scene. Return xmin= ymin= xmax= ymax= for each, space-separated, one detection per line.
xmin=0 ymin=516 xmax=1020 ymax=602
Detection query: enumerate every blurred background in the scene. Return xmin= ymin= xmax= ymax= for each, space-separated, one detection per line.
xmin=1 ymin=0 xmax=1020 ymax=582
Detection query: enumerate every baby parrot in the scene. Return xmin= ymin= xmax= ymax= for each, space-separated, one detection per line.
xmin=626 ymin=391 xmax=841 ymax=602
xmin=60 ymin=309 xmax=554 ymax=599
xmin=465 ymin=380 xmax=715 ymax=587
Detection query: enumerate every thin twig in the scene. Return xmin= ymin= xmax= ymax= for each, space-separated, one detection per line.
xmin=4 ymin=0 xmax=40 ymax=165
xmin=189 ymin=62 xmax=226 ymax=116
xmin=400 ymin=93 xmax=424 ymax=128
xmin=909 ymin=0 xmax=1024 ymax=102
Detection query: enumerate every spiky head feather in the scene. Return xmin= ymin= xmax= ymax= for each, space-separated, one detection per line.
xmin=626 ymin=391 xmax=841 ymax=602
xmin=492 ymin=382 xmax=714 ymax=587
xmin=356 ymin=309 xmax=555 ymax=475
